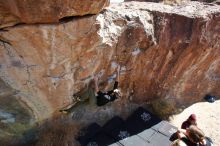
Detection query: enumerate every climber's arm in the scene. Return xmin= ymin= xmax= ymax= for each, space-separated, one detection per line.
xmin=113 ymin=66 xmax=120 ymax=89
xmin=94 ymin=76 xmax=99 ymax=93
xmin=116 ymin=65 xmax=120 ymax=82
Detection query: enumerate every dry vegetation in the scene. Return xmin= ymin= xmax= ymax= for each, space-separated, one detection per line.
xmin=35 ymin=115 xmax=81 ymax=146
xmin=0 ymin=114 xmax=82 ymax=146
xmin=147 ymin=98 xmax=178 ymax=119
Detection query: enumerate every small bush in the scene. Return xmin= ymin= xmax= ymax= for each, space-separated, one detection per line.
xmin=148 ymin=98 xmax=177 ymax=119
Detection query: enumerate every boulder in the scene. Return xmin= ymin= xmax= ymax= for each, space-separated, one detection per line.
xmin=0 ymin=2 xmax=219 ymax=120
xmin=0 ymin=0 xmax=109 ymax=29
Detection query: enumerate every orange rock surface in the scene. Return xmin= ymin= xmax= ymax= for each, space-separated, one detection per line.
xmin=0 ymin=2 xmax=219 ymax=120
xmin=0 ymin=0 xmax=109 ymax=28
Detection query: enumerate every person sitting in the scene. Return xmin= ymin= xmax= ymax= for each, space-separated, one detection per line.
xmin=176 ymin=125 xmax=213 ymax=146
xmin=181 ymin=114 xmax=197 ymax=130
xmin=94 ymin=66 xmax=121 ymax=106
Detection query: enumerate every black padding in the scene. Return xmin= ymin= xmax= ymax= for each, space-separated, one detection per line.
xmin=77 ymin=107 xmax=178 ymax=146
xmin=149 ymin=132 xmax=172 ymax=146
xmin=102 ymin=116 xmax=132 ymax=141
xmin=125 ymin=117 xmax=148 ymax=135
xmin=77 ymin=123 xmax=102 ymax=146
xmin=102 ymin=116 xmax=125 ymax=134
xmin=119 ymin=135 xmax=153 ymax=146
xmin=108 ymin=124 xmax=132 ymax=141
xmin=137 ymin=128 xmax=157 ymax=142
xmin=86 ymin=132 xmax=116 ymax=146
xmin=125 ymin=107 xmax=162 ymax=134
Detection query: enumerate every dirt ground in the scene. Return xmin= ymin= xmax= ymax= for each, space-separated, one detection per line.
xmin=169 ymin=100 xmax=220 ymax=146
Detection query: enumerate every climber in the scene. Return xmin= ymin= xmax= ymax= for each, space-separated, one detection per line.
xmin=181 ymin=114 xmax=197 ymax=130
xmin=94 ymin=65 xmax=121 ymax=106
xmin=176 ymin=125 xmax=213 ymax=146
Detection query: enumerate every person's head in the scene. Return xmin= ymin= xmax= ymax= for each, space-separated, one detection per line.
xmin=188 ymin=114 xmax=197 ymax=125
xmin=186 ymin=125 xmax=205 ymax=144
xmin=171 ymin=139 xmax=187 ymax=146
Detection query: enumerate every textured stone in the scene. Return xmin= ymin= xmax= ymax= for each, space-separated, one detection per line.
xmin=0 ymin=0 xmax=109 ymax=29
xmin=0 ymin=2 xmax=219 ymax=121
xmin=125 ymin=0 xmax=146 ymax=1
xmin=124 ymin=0 xmax=218 ymax=4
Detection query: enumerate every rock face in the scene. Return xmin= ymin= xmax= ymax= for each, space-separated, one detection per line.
xmin=0 ymin=2 xmax=219 ymax=121
xmin=125 ymin=0 xmax=160 ymax=2
xmin=124 ymin=0 xmax=217 ymax=4
xmin=0 ymin=78 xmax=34 ymax=142
xmin=0 ymin=0 xmax=109 ymax=29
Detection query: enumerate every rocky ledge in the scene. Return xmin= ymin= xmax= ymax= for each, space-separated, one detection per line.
xmin=0 ymin=0 xmax=110 ymax=29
